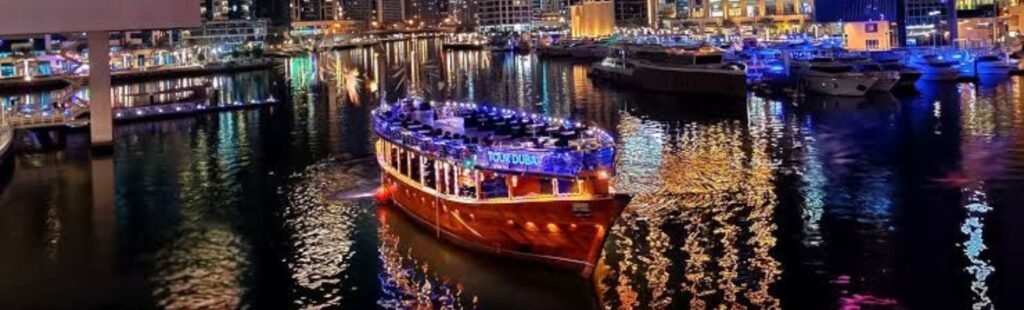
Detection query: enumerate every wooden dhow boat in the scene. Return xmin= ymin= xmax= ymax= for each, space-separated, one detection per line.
xmin=373 ymin=98 xmax=627 ymax=277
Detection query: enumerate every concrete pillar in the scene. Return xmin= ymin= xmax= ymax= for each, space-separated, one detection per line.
xmin=87 ymin=32 xmax=113 ymax=149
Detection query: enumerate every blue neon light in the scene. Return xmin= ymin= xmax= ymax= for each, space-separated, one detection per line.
xmin=487 ymin=151 xmax=541 ymax=166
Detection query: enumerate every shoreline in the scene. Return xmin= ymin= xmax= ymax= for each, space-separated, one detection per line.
xmin=0 ymin=59 xmax=275 ymax=94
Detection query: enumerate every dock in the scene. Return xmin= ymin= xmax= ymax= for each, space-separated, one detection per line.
xmin=3 ymin=97 xmax=277 ymax=130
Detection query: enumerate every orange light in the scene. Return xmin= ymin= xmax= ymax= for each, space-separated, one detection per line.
xmin=506 ymin=219 xmax=515 ymax=226
xmin=546 ymin=223 xmax=560 ymax=233
xmin=597 ymin=169 xmax=610 ymax=180
xmin=374 ymin=186 xmax=391 ymax=203
xmin=524 ymin=221 xmax=539 ymax=232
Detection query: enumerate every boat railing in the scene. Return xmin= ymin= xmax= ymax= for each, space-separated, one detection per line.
xmin=373 ymin=114 xmax=615 ymax=177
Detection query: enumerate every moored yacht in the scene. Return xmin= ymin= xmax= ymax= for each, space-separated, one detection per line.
xmin=793 ymin=58 xmax=878 ymax=96
xmin=845 ymin=59 xmax=900 ymax=92
xmin=908 ymin=54 xmax=961 ymax=81
xmin=876 ymin=59 xmax=922 ymax=88
xmin=589 ymin=45 xmax=747 ymax=98
xmin=568 ymin=41 xmax=610 ymax=59
xmin=373 ymin=99 xmax=627 ymax=276
xmin=961 ymin=53 xmax=1017 ymax=76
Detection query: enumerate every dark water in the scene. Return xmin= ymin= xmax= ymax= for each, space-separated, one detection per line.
xmin=1 ymin=39 xmax=1023 ymax=309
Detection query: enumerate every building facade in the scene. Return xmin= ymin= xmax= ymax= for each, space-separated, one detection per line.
xmin=447 ymin=0 xmax=479 ymax=25
xmin=290 ymin=0 xmax=344 ymax=22
xmin=614 ymin=0 xmax=649 ymax=27
xmin=571 ymin=1 xmax=614 ymax=37
xmin=904 ymin=0 xmax=958 ymax=45
xmin=813 ymin=0 xmax=898 ymax=22
xmin=201 ymin=0 xmax=255 ymax=21
xmin=477 ymin=0 xmax=532 ymax=31
xmin=675 ymin=0 xmax=812 ymax=27
xmin=406 ymin=0 xmax=445 ymax=23
xmin=378 ymin=0 xmax=407 ymax=23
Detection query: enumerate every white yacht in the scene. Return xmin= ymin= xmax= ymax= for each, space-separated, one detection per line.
xmin=847 ymin=60 xmax=900 ymax=92
xmin=908 ymin=54 xmax=961 ymax=81
xmin=589 ymin=45 xmax=747 ymax=98
xmin=961 ymin=53 xmax=1017 ymax=76
xmin=794 ymin=59 xmax=878 ymax=96
xmin=876 ymin=59 xmax=922 ymax=88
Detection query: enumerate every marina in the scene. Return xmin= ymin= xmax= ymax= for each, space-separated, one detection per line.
xmin=1 ymin=40 xmax=1022 ymax=309
xmin=3 ymin=0 xmax=1024 ymax=306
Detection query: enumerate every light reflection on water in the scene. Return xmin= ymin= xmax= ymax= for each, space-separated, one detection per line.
xmin=1 ymin=39 xmax=1024 ymax=309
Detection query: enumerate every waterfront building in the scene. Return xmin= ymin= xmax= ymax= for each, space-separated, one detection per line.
xmin=290 ymin=0 xmax=344 ymax=22
xmin=904 ymin=0 xmax=958 ymax=46
xmin=813 ymin=0 xmax=898 ymax=50
xmin=377 ymin=0 xmax=407 ymax=24
xmin=477 ymin=0 xmax=533 ymax=31
xmin=1006 ymin=1 xmax=1024 ymax=36
xmin=186 ymin=19 xmax=269 ymax=47
xmin=674 ymin=0 xmax=812 ymax=31
xmin=843 ymin=21 xmax=895 ymax=50
xmin=343 ymin=0 xmax=376 ymax=22
xmin=201 ymin=0 xmax=254 ymax=21
xmin=955 ymin=0 xmax=1004 ymax=46
xmin=570 ymin=1 xmax=614 ymax=37
xmin=447 ymin=0 xmax=479 ymax=26
xmin=813 ymin=0 xmax=898 ymax=22
xmin=406 ymin=0 xmax=445 ymax=23
xmin=614 ymin=0 xmax=651 ymax=28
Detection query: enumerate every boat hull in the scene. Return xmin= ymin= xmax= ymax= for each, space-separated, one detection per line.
xmin=378 ymin=160 xmax=626 ymax=277
xmin=802 ymin=75 xmax=876 ymax=96
xmin=592 ymin=62 xmax=747 ymax=98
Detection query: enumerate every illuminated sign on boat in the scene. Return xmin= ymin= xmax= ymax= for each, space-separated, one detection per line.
xmin=487 ymin=151 xmax=541 ymax=166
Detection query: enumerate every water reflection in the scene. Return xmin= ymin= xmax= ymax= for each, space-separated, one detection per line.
xmin=2 ymin=40 xmax=1024 ymax=309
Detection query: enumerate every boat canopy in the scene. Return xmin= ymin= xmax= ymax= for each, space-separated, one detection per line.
xmin=373 ymin=98 xmax=616 ymax=177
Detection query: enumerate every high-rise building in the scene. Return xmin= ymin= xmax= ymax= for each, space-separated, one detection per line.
xmin=290 ymin=0 xmax=343 ymax=21
xmin=201 ymin=0 xmax=255 ymax=21
xmin=814 ymin=0 xmax=898 ymax=22
xmin=571 ymin=0 xmax=614 ymax=37
xmin=377 ymin=0 xmax=407 ymax=23
xmin=675 ymin=0 xmax=813 ymax=27
xmin=446 ymin=0 xmax=478 ymax=25
xmin=614 ymin=0 xmax=648 ymax=27
xmin=343 ymin=0 xmax=376 ymax=21
xmin=477 ymin=0 xmax=532 ymax=31
xmin=903 ymin=0 xmax=957 ymax=45
xmin=407 ymin=0 xmax=444 ymax=23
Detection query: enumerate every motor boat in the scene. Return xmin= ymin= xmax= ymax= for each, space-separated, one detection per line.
xmin=568 ymin=41 xmax=610 ymax=59
xmin=845 ymin=59 xmax=900 ymax=92
xmin=961 ymin=53 xmax=1017 ymax=76
xmin=907 ymin=54 xmax=961 ymax=81
xmin=876 ymin=59 xmax=922 ymax=88
xmin=589 ymin=45 xmax=747 ymax=98
xmin=793 ymin=58 xmax=878 ymax=96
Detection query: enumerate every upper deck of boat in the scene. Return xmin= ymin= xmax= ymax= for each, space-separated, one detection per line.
xmin=373 ymin=98 xmax=616 ymax=177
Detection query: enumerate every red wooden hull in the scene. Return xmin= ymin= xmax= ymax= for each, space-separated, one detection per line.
xmin=380 ymin=169 xmax=626 ymax=277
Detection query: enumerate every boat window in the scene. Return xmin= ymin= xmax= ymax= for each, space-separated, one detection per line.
xmin=410 ymin=154 xmax=421 ymax=183
xmin=860 ymin=64 xmax=882 ymax=71
xmin=510 ymin=176 xmax=554 ymax=198
xmin=977 ymin=56 xmax=1000 ymax=62
xmin=389 ymin=146 xmax=400 ymax=170
xmin=694 ymin=55 xmax=724 ymax=65
xmin=423 ymin=159 xmax=437 ymax=189
xmin=810 ymin=65 xmax=854 ymax=73
xmin=398 ymin=149 xmax=409 ymax=176
xmin=480 ymin=173 xmax=509 ymax=199
xmin=556 ymin=179 xmax=581 ymax=195
xmin=458 ymin=169 xmax=477 ymax=198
